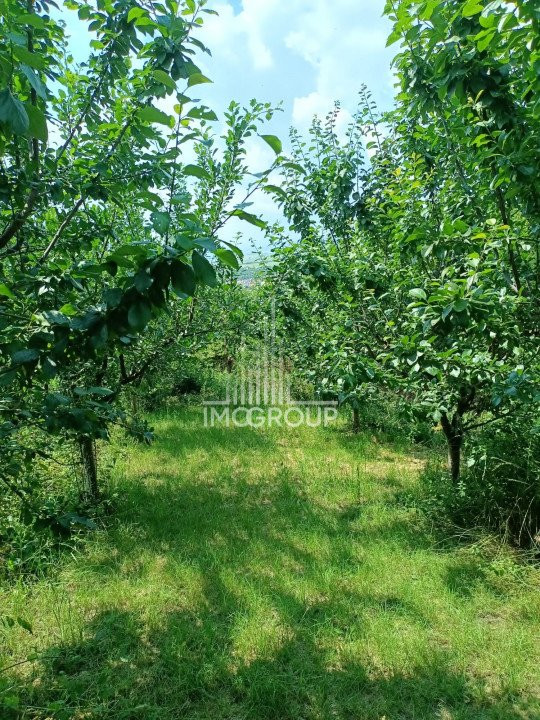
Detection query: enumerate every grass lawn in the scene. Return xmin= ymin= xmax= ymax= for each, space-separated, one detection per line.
xmin=1 ymin=406 xmax=539 ymax=719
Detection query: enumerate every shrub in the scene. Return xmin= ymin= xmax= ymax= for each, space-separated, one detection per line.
xmin=0 ymin=434 xmax=113 ymax=579
xmin=419 ymin=412 xmax=540 ymax=548
xmin=357 ymin=388 xmax=436 ymax=445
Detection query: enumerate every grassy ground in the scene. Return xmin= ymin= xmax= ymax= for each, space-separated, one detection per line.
xmin=1 ymin=407 xmax=539 ymax=719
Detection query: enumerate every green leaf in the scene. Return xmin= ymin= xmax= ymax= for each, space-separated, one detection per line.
xmin=453 ymin=218 xmax=469 ymax=233
xmin=263 ymin=184 xmax=287 ymax=200
xmin=409 ymin=288 xmax=427 ymax=300
xmin=0 ymin=88 xmax=29 ymax=135
xmin=20 ymin=65 xmax=47 ymax=100
xmin=187 ymin=73 xmax=212 ymax=87
xmin=175 ymin=234 xmax=195 ymax=250
xmin=477 ymin=30 xmax=495 ymax=52
xmin=151 ymin=210 xmax=170 ymax=236
xmin=386 ymin=30 xmax=401 ymax=47
xmin=215 ymin=248 xmax=240 ymax=270
xmin=453 ymin=299 xmax=469 ymax=312
xmin=0 ymin=282 xmax=15 ymax=299
xmin=128 ymin=300 xmax=152 ymax=330
xmin=186 ymin=107 xmax=218 ymax=121
xmin=42 ymin=357 xmax=58 ymax=379
xmin=170 ymin=260 xmax=196 ymax=296
xmin=222 ymin=241 xmax=244 ymax=260
xmin=11 ymin=349 xmax=39 ymax=365
xmin=137 ymin=105 xmax=173 ymax=126
xmin=0 ymin=370 xmax=17 ymax=387
xmin=479 ymin=12 xmax=496 ymax=28
xmin=127 ymin=6 xmax=146 ymax=22
xmin=281 ymin=161 xmax=306 ymax=175
xmin=437 ymin=84 xmax=447 ymax=101
xmin=182 ymin=164 xmax=211 ymax=180
xmin=87 ymin=387 xmax=114 ymax=396
xmin=462 ymin=0 xmax=483 ymax=17
xmin=192 ymin=251 xmax=217 ymax=287
xmin=12 ymin=45 xmax=46 ymax=70
xmin=152 ymin=69 xmax=176 ymax=90
xmin=231 ymin=209 xmax=266 ymax=228
xmin=193 ymin=237 xmax=217 ymax=252
xmin=175 ymin=60 xmax=200 ymax=79
xmin=58 ymin=512 xmax=98 ymax=529
xmin=134 ymin=269 xmax=153 ymax=293
xmin=14 ymin=13 xmax=46 ymax=29
xmin=420 ymin=0 xmax=440 ymax=20
xmin=25 ymin=104 xmax=47 ymax=141
xmin=42 ymin=310 xmax=70 ymax=326
xmin=442 ymin=304 xmax=454 ymax=319
xmin=59 ymin=303 xmax=78 ymax=316
xmin=260 ymin=134 xmax=282 ymax=155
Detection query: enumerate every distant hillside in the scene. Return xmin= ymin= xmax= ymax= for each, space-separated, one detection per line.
xmin=238 ymin=258 xmax=269 ymax=283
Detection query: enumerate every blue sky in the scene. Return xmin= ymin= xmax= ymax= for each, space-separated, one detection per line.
xmin=196 ymin=0 xmax=395 ymax=137
xmin=60 ymin=0 xmax=395 ymax=253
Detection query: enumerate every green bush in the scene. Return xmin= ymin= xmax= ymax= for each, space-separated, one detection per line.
xmin=0 ymin=435 xmax=113 ymax=579
xmin=420 ymin=413 xmax=540 ymax=548
xmin=137 ymin=356 xmax=209 ymax=411
xmin=356 ymin=388 xmax=436 ymax=445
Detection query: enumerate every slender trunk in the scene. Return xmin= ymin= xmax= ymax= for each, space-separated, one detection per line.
xmin=440 ymin=412 xmax=463 ymax=482
xmin=447 ymin=433 xmax=462 ymax=482
xmin=352 ymin=407 xmax=360 ymax=434
xmin=79 ymin=436 xmax=98 ymax=499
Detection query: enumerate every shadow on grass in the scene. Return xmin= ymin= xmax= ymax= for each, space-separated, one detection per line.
xmin=4 ymin=605 xmax=534 ymax=720
xmin=148 ymin=406 xmax=399 ymax=463
xmin=145 ymin=409 xmax=279 ymax=455
xmin=3 ymin=469 xmax=536 ymax=719
xmin=445 ymin=558 xmax=489 ymax=599
xmin=326 ymin=420 xmax=430 ymax=464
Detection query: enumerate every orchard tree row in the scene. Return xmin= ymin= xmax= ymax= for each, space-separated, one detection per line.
xmin=266 ymin=0 xmax=539 ymax=485
xmin=0 ymin=0 xmax=281 ymax=499
xmin=1 ymin=0 xmax=539 ymax=546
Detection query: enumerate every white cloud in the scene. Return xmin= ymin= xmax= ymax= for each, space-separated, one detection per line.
xmin=195 ymin=0 xmax=395 ymax=254
xmin=292 ymin=91 xmax=353 ymax=135
xmin=199 ymin=0 xmax=394 ymax=131
xmin=201 ymin=0 xmax=276 ymax=70
xmin=284 ymin=0 xmax=393 ymax=137
xmin=58 ymin=1 xmax=394 ymax=255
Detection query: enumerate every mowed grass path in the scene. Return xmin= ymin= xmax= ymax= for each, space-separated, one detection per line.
xmin=1 ymin=407 xmax=540 ymax=719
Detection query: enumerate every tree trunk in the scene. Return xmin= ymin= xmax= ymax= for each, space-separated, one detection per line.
xmin=447 ymin=433 xmax=462 ymax=482
xmin=352 ymin=407 xmax=360 ymax=434
xmin=440 ymin=413 xmax=463 ymax=482
xmin=79 ymin=436 xmax=98 ymax=499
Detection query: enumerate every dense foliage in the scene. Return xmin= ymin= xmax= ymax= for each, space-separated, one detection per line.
xmin=1 ymin=0 xmax=539 ymax=576
xmin=264 ymin=0 xmax=540 ymax=540
xmin=0 ymin=0 xmax=280 ymax=505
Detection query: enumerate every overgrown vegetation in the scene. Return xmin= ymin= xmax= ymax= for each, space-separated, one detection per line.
xmin=263 ymin=0 xmax=540 ymax=543
xmin=1 ymin=0 xmax=539 ymax=716
xmin=0 ymin=0 xmax=281 ymax=503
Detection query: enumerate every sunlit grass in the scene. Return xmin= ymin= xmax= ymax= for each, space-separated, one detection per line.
xmin=1 ymin=406 xmax=539 ymax=719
